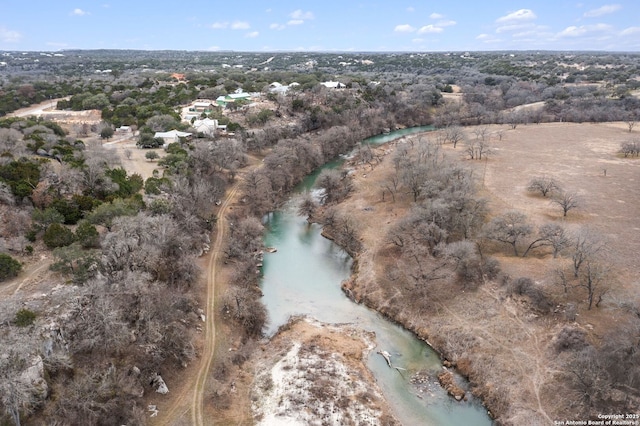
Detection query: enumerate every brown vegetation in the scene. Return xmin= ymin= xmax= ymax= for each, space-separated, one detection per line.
xmin=329 ymin=122 xmax=640 ymax=423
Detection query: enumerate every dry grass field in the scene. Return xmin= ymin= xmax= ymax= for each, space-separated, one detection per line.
xmin=336 ymin=121 xmax=640 ymax=423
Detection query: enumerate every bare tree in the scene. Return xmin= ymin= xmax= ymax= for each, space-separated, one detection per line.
xmin=443 ymin=125 xmax=464 ymax=148
xmin=527 ymin=176 xmax=561 ymax=197
xmin=571 ymin=228 xmax=604 ymax=278
xmin=315 ymin=169 xmax=350 ymax=204
xmin=551 ymin=191 xmax=579 ymax=217
xmin=619 ymin=140 xmax=640 ymax=158
xmin=482 ymin=211 xmax=532 ymax=256
xmin=578 ymin=261 xmax=609 ymax=310
xmin=401 ymin=163 xmax=429 ymax=202
xmin=297 ymin=192 xmax=317 ymax=221
xmin=523 ymin=223 xmax=571 ymax=258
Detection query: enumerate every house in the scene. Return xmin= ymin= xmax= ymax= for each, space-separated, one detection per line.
xmin=216 ymin=92 xmax=252 ymax=108
xmin=153 ymin=129 xmax=192 ymax=146
xmin=192 ymin=118 xmax=219 ymax=137
xmin=116 ymin=125 xmax=132 ymax=134
xmin=193 ymin=101 xmax=215 ymax=112
xmin=171 ymin=73 xmax=186 ymax=81
xmin=268 ymin=81 xmax=300 ymax=94
xmin=320 ymin=81 xmax=346 ymax=89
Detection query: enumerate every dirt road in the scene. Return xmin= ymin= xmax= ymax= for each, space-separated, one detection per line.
xmin=154 ymin=183 xmax=240 ymax=426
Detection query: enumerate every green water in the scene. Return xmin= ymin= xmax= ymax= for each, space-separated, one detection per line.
xmin=261 ymin=128 xmax=493 ymax=426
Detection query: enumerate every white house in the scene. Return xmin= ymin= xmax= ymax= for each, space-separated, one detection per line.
xmin=192 ymin=118 xmax=219 ymax=137
xmin=193 ymin=101 xmax=215 ymax=112
xmin=320 ymin=81 xmax=346 ymax=89
xmin=154 ymin=129 xmax=192 ymax=146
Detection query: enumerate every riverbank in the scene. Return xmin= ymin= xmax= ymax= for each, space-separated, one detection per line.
xmin=327 ymin=122 xmax=640 ymax=423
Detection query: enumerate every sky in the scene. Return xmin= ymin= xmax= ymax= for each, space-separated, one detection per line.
xmin=1 ymin=1 xmax=639 ymax=52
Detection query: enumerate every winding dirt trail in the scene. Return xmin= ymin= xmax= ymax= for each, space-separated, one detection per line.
xmin=192 ymin=183 xmax=239 ymax=426
xmin=155 ymin=183 xmax=240 ymax=426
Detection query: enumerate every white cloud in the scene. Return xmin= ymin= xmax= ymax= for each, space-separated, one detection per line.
xmin=270 ymin=23 xmax=285 ymax=30
xmin=496 ymin=9 xmax=536 ymax=23
xmin=407 ymin=7 xmax=415 ymax=13
xmin=231 ymin=21 xmax=250 ymax=30
xmin=429 ymin=13 xmax=444 ymax=19
xmin=71 ymin=8 xmax=90 ymax=16
xmin=287 ymin=20 xmax=304 ymax=26
xmin=476 ymin=34 xmax=490 ymax=40
xmin=290 ymin=10 xmax=314 ymax=20
xmin=206 ymin=46 xmax=221 ymax=51
xmin=558 ymin=23 xmax=612 ymax=37
xmin=0 ymin=27 xmax=22 ymax=43
xmin=211 ymin=21 xmax=250 ymax=30
xmin=245 ymin=31 xmax=259 ymax=38
xmin=583 ymin=4 xmax=621 ymax=18
xmin=418 ymin=25 xmax=443 ymax=34
xmin=436 ymin=20 xmax=456 ymax=27
xmin=394 ymin=24 xmax=416 ymax=33
xmin=412 ymin=38 xmax=424 ymax=43
xmin=621 ymin=27 xmax=640 ymax=36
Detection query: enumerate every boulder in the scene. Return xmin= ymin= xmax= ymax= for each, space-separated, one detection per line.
xmin=150 ymin=373 xmax=169 ymax=394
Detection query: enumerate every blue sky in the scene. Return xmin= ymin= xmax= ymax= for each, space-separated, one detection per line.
xmin=1 ymin=1 xmax=639 ymax=51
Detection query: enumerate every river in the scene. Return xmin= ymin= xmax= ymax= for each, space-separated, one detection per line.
xmin=260 ymin=127 xmax=493 ymax=425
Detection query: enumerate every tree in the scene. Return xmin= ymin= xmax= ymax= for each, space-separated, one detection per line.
xmin=315 ymin=169 xmax=350 ymax=204
xmin=522 ymin=223 xmax=571 ymax=258
xmin=100 ymin=126 xmax=114 ymax=140
xmin=0 ymin=253 xmax=22 ymax=281
xmin=31 ymin=207 xmax=64 ymax=228
xmin=551 ymin=191 xmax=579 ymax=217
xmin=145 ymin=151 xmax=159 ymax=162
xmin=483 ymin=211 xmax=532 ymax=256
xmin=578 ymin=261 xmax=609 ymax=310
xmin=443 ymin=125 xmax=464 ymax=148
xmin=297 ymin=192 xmax=317 ymax=221
xmin=619 ymin=140 xmax=640 ymax=158
xmin=43 ymin=223 xmax=75 ymax=248
xmin=527 ymin=176 xmax=560 ymax=197
xmin=75 ymin=220 xmax=100 ymax=248
xmin=571 ymin=228 xmax=604 ymax=278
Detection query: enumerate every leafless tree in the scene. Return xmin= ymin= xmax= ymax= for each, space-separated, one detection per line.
xmin=523 ymin=223 xmax=571 ymax=258
xmin=443 ymin=125 xmax=464 ymax=148
xmin=551 ymin=191 xmax=579 ymax=217
xmin=315 ymin=169 xmax=350 ymax=204
xmin=564 ymin=346 xmax=609 ymax=412
xmin=571 ymin=228 xmax=604 ymax=278
xmin=578 ymin=261 xmax=609 ymax=310
xmin=527 ymin=176 xmax=561 ymax=197
xmin=482 ymin=211 xmax=532 ymax=256
xmin=619 ymin=140 xmax=640 ymax=157
xmin=297 ymin=192 xmax=317 ymax=221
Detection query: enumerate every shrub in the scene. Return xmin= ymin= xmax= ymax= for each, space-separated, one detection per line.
xmin=43 ymin=223 xmax=75 ymax=248
xmin=554 ymin=326 xmax=590 ymax=353
xmin=14 ymin=308 xmax=36 ymax=326
xmin=0 ymin=253 xmax=22 ymax=281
